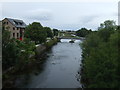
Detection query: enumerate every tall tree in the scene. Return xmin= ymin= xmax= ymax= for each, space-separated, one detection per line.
xmin=98 ymin=20 xmax=116 ymax=42
xmin=44 ymin=27 xmax=53 ymax=38
xmin=98 ymin=20 xmax=116 ymax=30
xmin=81 ymin=20 xmax=120 ymax=88
xmin=25 ymin=22 xmax=47 ymax=44
xmin=53 ymin=29 xmax=59 ymax=36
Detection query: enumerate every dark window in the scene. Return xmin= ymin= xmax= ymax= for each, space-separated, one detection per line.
xmin=7 ymin=22 xmax=8 ymax=24
xmin=17 ymin=27 xmax=19 ymax=30
xmin=17 ymin=33 xmax=19 ymax=38
xmin=19 ymin=22 xmax=23 ymax=25
xmin=14 ymin=21 xmax=18 ymax=25
xmin=13 ymin=33 xmax=15 ymax=38
xmin=13 ymin=27 xmax=15 ymax=30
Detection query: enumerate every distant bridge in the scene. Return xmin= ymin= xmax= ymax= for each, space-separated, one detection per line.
xmin=57 ymin=37 xmax=85 ymax=40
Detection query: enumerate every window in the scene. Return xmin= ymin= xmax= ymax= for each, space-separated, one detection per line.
xmin=19 ymin=22 xmax=23 ymax=25
xmin=17 ymin=33 xmax=19 ymax=38
xmin=14 ymin=21 xmax=18 ymax=25
xmin=13 ymin=27 xmax=15 ymax=30
xmin=13 ymin=33 xmax=15 ymax=38
xmin=7 ymin=22 xmax=8 ymax=25
xmin=17 ymin=27 xmax=19 ymax=30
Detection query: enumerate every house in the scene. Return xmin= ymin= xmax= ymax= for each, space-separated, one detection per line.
xmin=2 ymin=18 xmax=26 ymax=40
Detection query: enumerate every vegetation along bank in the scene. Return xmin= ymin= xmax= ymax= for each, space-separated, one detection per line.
xmin=2 ymin=22 xmax=59 ymax=88
xmin=79 ymin=20 xmax=120 ymax=88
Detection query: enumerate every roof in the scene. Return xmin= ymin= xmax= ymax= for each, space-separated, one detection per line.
xmin=5 ymin=18 xmax=27 ymax=28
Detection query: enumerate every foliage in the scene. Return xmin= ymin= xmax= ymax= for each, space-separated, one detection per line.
xmin=2 ymin=29 xmax=35 ymax=70
xmin=2 ymin=30 xmax=19 ymax=70
xmin=76 ymin=28 xmax=92 ymax=37
xmin=53 ymin=29 xmax=59 ymax=36
xmin=98 ymin=20 xmax=116 ymax=30
xmin=15 ymin=38 xmax=36 ymax=69
xmin=97 ymin=20 xmax=116 ymax=42
xmin=81 ymin=20 xmax=120 ymax=88
xmin=44 ymin=27 xmax=53 ymax=38
xmin=25 ymin=22 xmax=47 ymax=44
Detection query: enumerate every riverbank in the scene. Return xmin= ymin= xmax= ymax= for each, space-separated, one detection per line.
xmin=2 ymin=38 xmax=58 ymax=88
xmin=35 ymin=38 xmax=58 ymax=58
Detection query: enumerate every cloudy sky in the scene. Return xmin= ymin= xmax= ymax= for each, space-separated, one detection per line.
xmin=0 ymin=0 xmax=119 ymax=30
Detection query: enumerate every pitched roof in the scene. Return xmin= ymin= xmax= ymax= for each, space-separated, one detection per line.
xmin=6 ymin=18 xmax=27 ymax=28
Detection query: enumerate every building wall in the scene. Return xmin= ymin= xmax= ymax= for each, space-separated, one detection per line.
xmin=2 ymin=18 xmax=25 ymax=40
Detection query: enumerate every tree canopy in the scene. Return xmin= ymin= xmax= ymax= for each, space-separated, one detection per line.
xmin=81 ymin=20 xmax=120 ymax=88
xmin=44 ymin=27 xmax=53 ymax=38
xmin=53 ymin=29 xmax=59 ymax=36
xmin=76 ymin=28 xmax=92 ymax=37
xmin=25 ymin=22 xmax=47 ymax=44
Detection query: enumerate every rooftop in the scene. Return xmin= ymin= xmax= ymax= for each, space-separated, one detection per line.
xmin=5 ymin=18 xmax=26 ymax=28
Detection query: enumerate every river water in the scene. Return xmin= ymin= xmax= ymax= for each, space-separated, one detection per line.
xmin=17 ymin=39 xmax=83 ymax=88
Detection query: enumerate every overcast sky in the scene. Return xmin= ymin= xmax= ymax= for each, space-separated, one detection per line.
xmin=0 ymin=0 xmax=119 ymax=30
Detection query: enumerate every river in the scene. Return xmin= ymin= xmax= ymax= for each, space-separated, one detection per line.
xmin=16 ymin=39 xmax=83 ymax=88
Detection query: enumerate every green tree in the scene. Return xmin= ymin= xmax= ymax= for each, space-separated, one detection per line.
xmin=53 ymin=29 xmax=59 ymax=36
xmin=97 ymin=20 xmax=116 ymax=42
xmin=25 ymin=22 xmax=47 ymax=44
xmin=98 ymin=20 xmax=116 ymax=30
xmin=2 ymin=30 xmax=21 ymax=70
xmin=44 ymin=27 xmax=53 ymax=38
xmin=2 ymin=27 xmax=36 ymax=70
xmin=81 ymin=20 xmax=120 ymax=88
xmin=76 ymin=28 xmax=92 ymax=37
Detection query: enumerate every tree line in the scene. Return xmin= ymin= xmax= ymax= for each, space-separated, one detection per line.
xmin=76 ymin=28 xmax=92 ymax=37
xmin=25 ymin=22 xmax=59 ymax=44
xmin=80 ymin=20 xmax=120 ymax=88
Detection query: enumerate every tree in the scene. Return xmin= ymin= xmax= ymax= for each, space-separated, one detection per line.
xmin=81 ymin=20 xmax=120 ymax=88
xmin=53 ymin=29 xmax=59 ymax=36
xmin=98 ymin=20 xmax=116 ymax=42
xmin=76 ymin=28 xmax=92 ymax=37
xmin=2 ymin=30 xmax=21 ymax=70
xmin=98 ymin=20 xmax=116 ymax=30
xmin=25 ymin=22 xmax=47 ymax=44
xmin=2 ymin=29 xmax=36 ymax=70
xmin=44 ymin=27 xmax=53 ymax=38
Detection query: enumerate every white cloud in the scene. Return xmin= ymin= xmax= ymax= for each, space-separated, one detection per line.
xmin=25 ymin=9 xmax=53 ymax=21
xmin=0 ymin=3 xmax=2 ymax=20
xmin=1 ymin=2 xmax=118 ymax=30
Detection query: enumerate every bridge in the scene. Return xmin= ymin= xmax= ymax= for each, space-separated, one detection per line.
xmin=57 ymin=32 xmax=85 ymax=41
xmin=57 ymin=37 xmax=85 ymax=40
